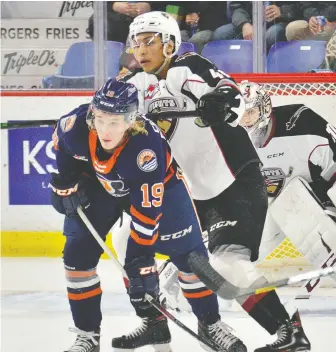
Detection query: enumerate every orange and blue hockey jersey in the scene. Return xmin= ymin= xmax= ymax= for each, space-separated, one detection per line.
xmin=52 ymin=104 xmax=204 ymax=261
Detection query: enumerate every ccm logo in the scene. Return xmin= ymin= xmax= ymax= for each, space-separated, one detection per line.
xmin=139 ymin=266 xmax=155 ymax=275
xmin=160 ymin=225 xmax=192 ymax=241
xmin=210 ymin=221 xmax=237 ymax=232
xmin=51 ymin=184 xmax=78 ymax=196
xmin=267 ymin=152 xmax=284 ymax=159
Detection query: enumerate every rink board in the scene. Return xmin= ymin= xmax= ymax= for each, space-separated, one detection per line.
xmin=1 ymin=88 xmax=336 ymax=257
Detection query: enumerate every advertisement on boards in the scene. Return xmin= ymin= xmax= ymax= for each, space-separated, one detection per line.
xmin=1 ymin=1 xmax=93 ymax=19
xmin=8 ymin=126 xmax=57 ymax=205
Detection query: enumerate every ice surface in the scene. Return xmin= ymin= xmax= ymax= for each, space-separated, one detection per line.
xmin=1 ymin=258 xmax=336 ymax=352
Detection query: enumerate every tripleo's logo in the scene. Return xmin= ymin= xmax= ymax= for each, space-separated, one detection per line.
xmin=58 ymin=1 xmax=93 ymax=17
xmin=2 ymin=50 xmax=57 ymax=75
xmin=261 ymin=166 xmax=293 ymax=198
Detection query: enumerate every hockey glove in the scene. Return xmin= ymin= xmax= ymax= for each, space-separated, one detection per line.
xmin=195 ymin=85 xmax=246 ymax=128
xmin=50 ymin=173 xmax=90 ymax=217
xmin=124 ymin=256 xmax=159 ymax=310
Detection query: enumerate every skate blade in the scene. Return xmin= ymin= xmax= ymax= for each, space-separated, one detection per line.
xmin=112 ymin=343 xmax=172 ymax=352
xmin=153 ymin=343 xmax=173 ymax=352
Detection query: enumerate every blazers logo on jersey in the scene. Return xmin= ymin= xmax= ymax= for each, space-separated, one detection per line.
xmin=97 ymin=174 xmax=129 ymax=197
xmin=285 ymin=106 xmax=308 ymax=131
xmin=137 ymin=149 xmax=158 ymax=172
xmin=60 ymin=114 xmax=77 ymax=132
xmin=145 ymin=83 xmax=159 ymax=100
xmin=261 ymin=166 xmax=293 ymax=198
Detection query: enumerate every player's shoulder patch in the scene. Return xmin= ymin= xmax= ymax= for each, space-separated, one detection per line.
xmin=137 ymin=149 xmax=158 ymax=172
xmin=172 ymin=52 xmax=216 ymax=77
xmin=53 ymin=104 xmax=89 ymax=151
xmin=175 ymin=51 xmax=198 ymax=63
xmin=60 ymin=114 xmax=77 ymax=132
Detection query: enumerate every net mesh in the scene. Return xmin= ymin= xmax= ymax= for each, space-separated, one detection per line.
xmin=263 ymin=82 xmax=336 ymax=96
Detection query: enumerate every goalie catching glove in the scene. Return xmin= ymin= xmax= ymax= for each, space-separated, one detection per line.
xmin=50 ymin=173 xmax=90 ymax=217
xmin=195 ymin=85 xmax=246 ymax=128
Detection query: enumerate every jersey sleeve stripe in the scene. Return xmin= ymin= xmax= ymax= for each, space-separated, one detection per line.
xmin=164 ymin=165 xmax=175 ymax=184
xmin=130 ymin=205 xmax=162 ymax=225
xmin=166 ymin=149 xmax=172 ymax=170
xmin=131 ymin=221 xmax=160 ymax=236
xmin=130 ymin=230 xmax=158 ymax=246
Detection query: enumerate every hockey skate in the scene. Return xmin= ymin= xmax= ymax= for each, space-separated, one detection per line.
xmin=64 ymin=327 xmax=100 ymax=352
xmin=112 ymin=315 xmax=172 ymax=351
xmin=198 ymin=320 xmax=247 ymax=352
xmin=254 ymin=310 xmax=311 ymax=352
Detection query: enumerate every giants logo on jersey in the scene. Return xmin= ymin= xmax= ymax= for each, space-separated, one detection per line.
xmin=145 ymin=83 xmax=159 ymax=100
xmin=156 ymin=119 xmax=178 ymax=141
xmin=261 ymin=166 xmax=293 ymax=198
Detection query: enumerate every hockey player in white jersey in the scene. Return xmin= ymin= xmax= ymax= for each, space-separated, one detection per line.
xmin=238 ymin=81 xmax=336 ymax=293
xmin=111 ymin=11 xmax=311 ymax=352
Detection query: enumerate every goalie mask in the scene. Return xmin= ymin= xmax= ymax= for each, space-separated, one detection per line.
xmin=239 ymin=81 xmax=272 ymax=131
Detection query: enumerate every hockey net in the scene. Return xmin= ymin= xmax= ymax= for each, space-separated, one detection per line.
xmin=232 ymin=73 xmax=336 ymax=287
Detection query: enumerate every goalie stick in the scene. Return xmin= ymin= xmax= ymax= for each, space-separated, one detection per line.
xmin=187 ymin=251 xmax=336 ymax=300
xmin=0 ymin=111 xmax=199 ymax=130
xmin=76 ymin=206 xmax=221 ymax=352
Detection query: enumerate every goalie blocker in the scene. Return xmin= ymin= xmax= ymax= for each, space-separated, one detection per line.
xmin=270 ymin=176 xmax=336 ymax=288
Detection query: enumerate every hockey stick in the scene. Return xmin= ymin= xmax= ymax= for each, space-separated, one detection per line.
xmin=76 ymin=207 xmax=220 ymax=352
xmin=0 ymin=111 xmax=199 ymax=130
xmin=187 ymin=251 xmax=336 ymax=300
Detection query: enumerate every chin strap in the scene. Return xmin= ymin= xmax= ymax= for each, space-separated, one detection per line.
xmin=152 ymin=43 xmax=173 ymax=75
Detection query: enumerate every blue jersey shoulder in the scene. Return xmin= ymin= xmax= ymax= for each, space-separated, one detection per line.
xmin=55 ymin=104 xmax=90 ymax=157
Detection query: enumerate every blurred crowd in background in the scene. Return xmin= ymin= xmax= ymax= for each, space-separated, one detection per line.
xmin=1 ymin=1 xmax=336 ymax=90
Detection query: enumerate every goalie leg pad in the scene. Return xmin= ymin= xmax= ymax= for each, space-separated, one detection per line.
xmin=270 ymin=176 xmax=336 ymax=277
xmin=209 ymin=244 xmax=264 ymax=288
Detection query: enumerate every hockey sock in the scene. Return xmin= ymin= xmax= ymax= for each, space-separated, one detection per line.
xmin=66 ymin=267 xmax=103 ymax=331
xmin=238 ymin=290 xmax=290 ymax=335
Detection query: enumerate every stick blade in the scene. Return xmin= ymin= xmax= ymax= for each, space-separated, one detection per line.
xmin=187 ymin=251 xmax=240 ymax=300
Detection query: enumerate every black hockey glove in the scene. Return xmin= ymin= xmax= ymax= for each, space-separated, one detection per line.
xmin=124 ymin=256 xmax=159 ymax=310
xmin=50 ymin=173 xmax=90 ymax=217
xmin=195 ymin=85 xmax=245 ymax=128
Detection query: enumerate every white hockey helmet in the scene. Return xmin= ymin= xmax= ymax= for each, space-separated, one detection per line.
xmin=129 ymin=11 xmax=181 ymax=57
xmin=239 ymin=81 xmax=272 ymax=131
